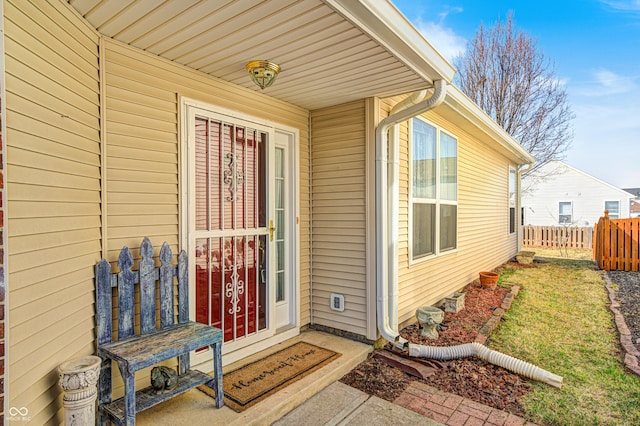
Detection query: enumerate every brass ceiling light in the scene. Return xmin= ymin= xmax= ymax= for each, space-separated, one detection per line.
xmin=245 ymin=60 xmax=281 ymax=89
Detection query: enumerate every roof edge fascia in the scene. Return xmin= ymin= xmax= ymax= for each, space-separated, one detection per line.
xmin=445 ymin=85 xmax=535 ymax=165
xmin=324 ymin=0 xmax=456 ymax=83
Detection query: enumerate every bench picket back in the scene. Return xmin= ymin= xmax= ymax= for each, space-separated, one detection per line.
xmin=96 ymin=237 xmax=223 ymax=425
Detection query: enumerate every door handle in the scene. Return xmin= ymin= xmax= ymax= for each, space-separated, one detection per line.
xmin=269 ymin=220 xmax=276 ymax=241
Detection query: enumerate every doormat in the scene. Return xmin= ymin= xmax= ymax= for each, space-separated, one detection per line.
xmin=199 ymin=341 xmax=341 ymax=412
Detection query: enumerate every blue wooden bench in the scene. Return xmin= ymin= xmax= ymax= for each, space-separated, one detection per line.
xmin=95 ymin=237 xmax=224 ymax=425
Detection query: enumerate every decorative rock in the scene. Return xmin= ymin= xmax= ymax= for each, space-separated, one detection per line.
xmin=603 ymin=273 xmax=640 ymax=378
xmin=58 ymin=355 xmax=101 ymax=426
xmin=151 ymin=366 xmax=179 ymax=392
xmin=516 ymin=251 xmax=535 ymax=264
xmin=444 ymin=292 xmax=465 ymax=313
xmin=416 ymin=306 xmax=445 ymax=339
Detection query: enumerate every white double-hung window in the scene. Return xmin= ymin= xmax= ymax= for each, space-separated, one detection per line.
xmin=509 ymin=167 xmax=517 ymax=234
xmin=559 ymin=201 xmax=573 ymax=224
xmin=410 ymin=117 xmax=458 ymax=261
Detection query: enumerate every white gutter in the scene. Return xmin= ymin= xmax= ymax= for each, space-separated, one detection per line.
xmin=376 ymin=80 xmax=447 ymax=345
xmin=444 ymin=86 xmax=535 ymax=164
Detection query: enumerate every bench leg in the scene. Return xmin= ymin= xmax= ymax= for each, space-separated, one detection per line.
xmin=117 ymin=362 xmax=136 ymax=425
xmin=97 ymin=358 xmax=112 ymax=426
xmin=212 ymin=341 xmax=224 ymax=408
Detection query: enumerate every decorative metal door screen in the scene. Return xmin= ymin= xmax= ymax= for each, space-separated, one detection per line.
xmin=193 ymin=116 xmax=268 ymax=343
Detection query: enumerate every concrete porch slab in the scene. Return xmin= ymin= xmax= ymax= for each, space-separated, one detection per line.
xmin=339 ymin=393 xmax=443 ymax=426
xmin=272 ymin=381 xmax=369 ymax=426
xmin=135 ymin=330 xmax=372 ymax=426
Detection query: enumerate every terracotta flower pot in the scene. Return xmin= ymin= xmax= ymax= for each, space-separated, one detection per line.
xmin=479 ymin=271 xmax=499 ymax=289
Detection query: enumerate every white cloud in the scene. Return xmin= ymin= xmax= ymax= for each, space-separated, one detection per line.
xmin=594 ymin=69 xmax=637 ymax=92
xmin=400 ymin=3 xmax=467 ymax=62
xmin=571 ymin=68 xmax=638 ymax=96
xmin=437 ymin=6 xmax=464 ymax=21
xmin=414 ymin=18 xmax=467 ymax=61
xmin=600 ymin=0 xmax=640 ymax=12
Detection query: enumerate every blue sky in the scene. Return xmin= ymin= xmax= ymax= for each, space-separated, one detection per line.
xmin=392 ymin=0 xmax=640 ymax=189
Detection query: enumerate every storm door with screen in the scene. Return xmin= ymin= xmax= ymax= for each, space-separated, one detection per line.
xmin=185 ymin=105 xmax=290 ymax=357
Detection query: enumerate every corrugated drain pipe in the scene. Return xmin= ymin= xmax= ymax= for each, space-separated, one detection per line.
xmin=375 ymin=81 xmax=562 ymax=388
xmin=409 ymin=342 xmax=562 ymax=388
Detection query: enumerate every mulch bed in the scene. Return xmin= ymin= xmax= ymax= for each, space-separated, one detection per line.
xmin=607 ymin=270 xmax=640 ymax=351
xmin=340 ymin=262 xmax=535 ymax=416
xmin=338 ymin=356 xmax=410 ymax=402
xmin=399 ymin=283 xmax=509 ymax=346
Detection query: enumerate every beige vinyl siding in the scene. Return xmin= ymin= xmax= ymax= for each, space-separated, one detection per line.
xmin=310 ymin=101 xmax=368 ymax=336
xmin=395 ymin=106 xmax=517 ymax=325
xmin=5 ymin=0 xmax=101 ymax=424
xmin=101 ymin=38 xmax=311 ymax=324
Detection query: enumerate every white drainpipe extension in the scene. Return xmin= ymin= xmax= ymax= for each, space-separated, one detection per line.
xmin=375 ymin=79 xmax=447 ymax=346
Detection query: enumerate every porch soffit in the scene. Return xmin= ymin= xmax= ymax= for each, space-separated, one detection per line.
xmin=67 ymin=0 xmax=455 ymax=111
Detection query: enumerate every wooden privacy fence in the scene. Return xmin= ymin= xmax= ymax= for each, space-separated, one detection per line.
xmin=594 ymin=212 xmax=640 ymax=271
xmin=522 ymin=225 xmax=593 ymax=249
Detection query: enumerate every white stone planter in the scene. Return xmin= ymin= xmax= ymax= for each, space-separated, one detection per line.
xmin=416 ymin=306 xmax=445 ymax=339
xmin=58 ymin=355 xmax=101 ymax=426
xmin=445 ymin=292 xmax=465 ymax=313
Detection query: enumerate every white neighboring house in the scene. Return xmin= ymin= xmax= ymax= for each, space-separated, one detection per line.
xmin=522 ymin=161 xmax=634 ymax=226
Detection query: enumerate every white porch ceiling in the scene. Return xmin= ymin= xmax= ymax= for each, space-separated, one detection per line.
xmin=68 ymin=0 xmax=454 ymax=110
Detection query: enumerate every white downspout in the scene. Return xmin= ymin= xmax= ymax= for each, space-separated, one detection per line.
xmin=376 ymin=80 xmax=447 ymax=345
xmin=517 ymin=163 xmax=534 ymax=250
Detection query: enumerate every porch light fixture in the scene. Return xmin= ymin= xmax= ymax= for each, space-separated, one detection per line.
xmin=245 ymin=60 xmax=280 ymax=89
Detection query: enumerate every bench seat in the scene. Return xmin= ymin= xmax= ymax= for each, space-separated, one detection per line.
xmin=98 ymin=322 xmax=222 ymax=372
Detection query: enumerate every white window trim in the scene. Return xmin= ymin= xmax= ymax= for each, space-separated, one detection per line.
xmin=558 ymin=200 xmax=573 ymax=225
xmin=508 ymin=166 xmax=517 ymax=235
xmin=604 ymin=200 xmax=620 ymax=218
xmin=408 ymin=117 xmax=458 ymax=265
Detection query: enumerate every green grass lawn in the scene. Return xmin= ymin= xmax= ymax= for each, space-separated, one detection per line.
xmin=492 ymin=257 xmax=640 ymax=425
xmin=527 ymin=247 xmax=594 ymax=261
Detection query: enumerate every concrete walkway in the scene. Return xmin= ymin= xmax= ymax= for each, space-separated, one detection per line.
xmin=276 ymin=379 xmax=535 ymax=426
xmin=274 ymin=381 xmax=442 ymax=426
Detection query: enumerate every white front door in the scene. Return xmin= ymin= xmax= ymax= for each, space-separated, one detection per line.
xmin=183 ymin=103 xmax=297 ymax=365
